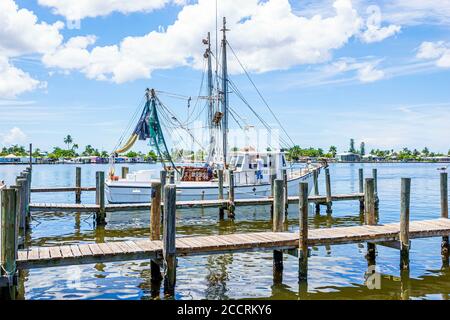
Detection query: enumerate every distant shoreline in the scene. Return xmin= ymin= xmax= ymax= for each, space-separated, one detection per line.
xmin=1 ymin=161 xmax=449 ymax=166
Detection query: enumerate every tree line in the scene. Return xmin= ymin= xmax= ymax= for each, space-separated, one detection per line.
xmin=0 ymin=135 xmax=158 ymax=162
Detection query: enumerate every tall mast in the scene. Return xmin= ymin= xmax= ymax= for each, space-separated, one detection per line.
xmin=206 ymin=32 xmax=214 ymax=129
xmin=221 ymin=17 xmax=229 ymax=166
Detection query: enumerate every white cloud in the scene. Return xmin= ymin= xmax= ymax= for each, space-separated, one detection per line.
xmin=0 ymin=0 xmax=62 ymax=97
xmin=1 ymin=127 xmax=27 ymax=145
xmin=43 ymin=0 xmax=368 ymax=83
xmin=359 ymin=5 xmax=401 ymax=43
xmin=360 ymin=24 xmax=400 ymax=43
xmin=417 ymin=41 xmax=450 ymax=69
xmin=0 ymin=0 xmax=64 ymax=57
xmin=37 ymin=0 xmax=182 ymax=20
xmin=382 ymin=0 xmax=450 ymax=26
xmin=357 ymin=63 xmax=384 ymax=82
xmin=0 ymin=56 xmax=44 ymax=98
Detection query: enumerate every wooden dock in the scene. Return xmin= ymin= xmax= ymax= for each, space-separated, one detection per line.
xmin=29 ymin=193 xmax=364 ymax=213
xmin=3 ymin=166 xmax=449 ymax=299
xmin=16 ymin=218 xmax=450 ymax=269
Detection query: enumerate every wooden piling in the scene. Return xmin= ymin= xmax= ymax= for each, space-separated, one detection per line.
xmin=228 ymin=170 xmax=235 ymax=218
xmin=440 ymin=172 xmax=449 ymax=264
xmin=15 ymin=178 xmax=26 ymax=232
xmin=1 ymin=188 xmax=18 ymax=287
xmin=282 ymin=169 xmax=288 ymax=215
xmin=160 ymin=170 xmax=167 ymax=199
xmin=359 ymin=168 xmax=364 ymax=212
xmin=364 ymin=178 xmax=376 ymax=225
xmin=358 ymin=168 xmax=364 ymax=193
xmin=400 ymin=178 xmax=411 ymax=270
xmin=169 ymin=170 xmax=175 ymax=184
xmin=121 ymin=167 xmax=129 ymax=179
xmin=273 ymin=179 xmax=284 ymax=280
xmin=163 ymin=184 xmax=176 ymax=296
xmin=269 ymin=173 xmax=276 ymax=217
xmin=218 ymin=169 xmax=225 ymax=219
xmin=373 ymin=168 xmax=379 ymax=208
xmin=298 ymin=182 xmax=309 ymax=282
xmin=95 ymin=171 xmax=106 ymax=225
xmin=313 ymin=169 xmax=320 ymax=214
xmin=75 ymin=167 xmax=81 ymax=204
xmin=150 ymin=181 xmax=162 ymax=283
xmin=273 ymin=179 xmax=284 ymax=232
xmin=325 ymin=168 xmax=332 ymax=214
xmin=150 ymin=182 xmax=162 ymax=240
xmin=365 ymin=178 xmax=376 ymax=262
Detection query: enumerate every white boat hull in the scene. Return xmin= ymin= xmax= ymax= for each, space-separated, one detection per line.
xmin=105 ymin=170 xmax=318 ymax=204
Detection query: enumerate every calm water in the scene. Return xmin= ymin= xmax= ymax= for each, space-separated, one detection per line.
xmin=1 ymin=163 xmax=449 ymax=300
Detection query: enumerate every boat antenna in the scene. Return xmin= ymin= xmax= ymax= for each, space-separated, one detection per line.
xmin=221 ymin=17 xmax=229 ymax=166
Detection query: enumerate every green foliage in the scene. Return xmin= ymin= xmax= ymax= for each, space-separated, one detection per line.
xmin=145 ymin=150 xmax=158 ymax=162
xmin=349 ymin=139 xmax=356 ymax=153
xmin=286 ymin=145 xmax=325 ymax=160
xmin=47 ymin=147 xmax=78 ymax=159
xmin=329 ymin=146 xmax=337 ymax=157
xmin=0 ymin=145 xmax=27 ymax=156
xmin=64 ymin=135 xmax=73 ymax=149
xmin=125 ymin=151 xmax=139 ymax=158
xmin=360 ymin=142 xmax=365 ymax=156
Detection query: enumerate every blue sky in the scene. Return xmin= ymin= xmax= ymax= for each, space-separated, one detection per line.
xmin=1 ymin=0 xmax=450 ymax=154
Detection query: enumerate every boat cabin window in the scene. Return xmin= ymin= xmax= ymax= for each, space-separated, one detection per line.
xmin=282 ymin=155 xmax=286 ymax=167
xmin=235 ymin=156 xmax=244 ymax=168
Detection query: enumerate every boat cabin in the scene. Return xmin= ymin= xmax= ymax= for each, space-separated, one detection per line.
xmin=228 ymin=151 xmax=287 ymax=185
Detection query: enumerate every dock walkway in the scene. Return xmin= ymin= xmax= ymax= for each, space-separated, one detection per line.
xmin=17 ymin=218 xmax=450 ymax=269
xmin=29 ymin=193 xmax=364 ymax=213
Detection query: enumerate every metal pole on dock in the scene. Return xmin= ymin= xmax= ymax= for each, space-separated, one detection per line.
xmin=400 ymin=178 xmax=411 ymax=271
xmin=365 ymin=178 xmax=376 ymax=263
xmin=440 ymin=172 xmax=449 ymax=265
xmin=298 ymin=182 xmax=309 ymax=282
xmin=75 ymin=167 xmax=81 ymax=204
xmin=95 ymin=171 xmax=106 ymax=225
xmin=273 ymin=179 xmax=284 ymax=283
xmin=325 ymin=168 xmax=332 ymax=214
xmin=163 ymin=184 xmax=176 ymax=296
xmin=313 ymin=169 xmax=320 ymax=214
xmin=121 ymin=167 xmax=129 ymax=179
xmin=0 ymin=188 xmax=18 ymax=296
xmin=227 ymin=170 xmax=235 ymax=219
xmin=218 ymin=169 xmax=225 ymax=219
xmin=150 ymin=181 xmax=163 ymax=284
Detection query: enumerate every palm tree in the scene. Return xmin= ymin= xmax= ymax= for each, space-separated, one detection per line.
xmin=64 ymin=135 xmax=73 ymax=150
xmin=329 ymin=146 xmax=337 ymax=157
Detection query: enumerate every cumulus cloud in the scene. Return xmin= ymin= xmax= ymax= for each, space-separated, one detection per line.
xmin=1 ymin=127 xmax=27 ymax=145
xmin=359 ymin=5 xmax=401 ymax=43
xmin=43 ymin=0 xmax=367 ymax=83
xmin=0 ymin=56 xmax=44 ymax=98
xmin=0 ymin=0 xmax=64 ymax=57
xmin=37 ymin=0 xmax=183 ymax=20
xmin=0 ymin=0 xmax=62 ymax=97
xmin=417 ymin=41 xmax=450 ymax=68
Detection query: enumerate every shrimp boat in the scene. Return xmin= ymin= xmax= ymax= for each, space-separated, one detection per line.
xmin=105 ymin=18 xmax=322 ymax=204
